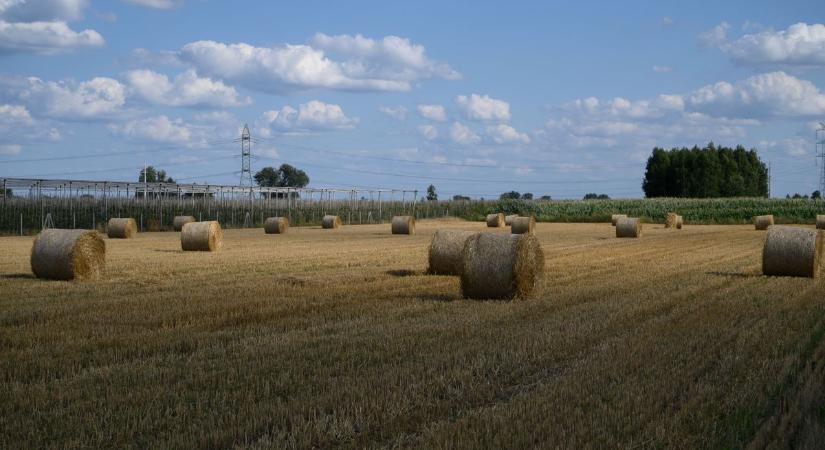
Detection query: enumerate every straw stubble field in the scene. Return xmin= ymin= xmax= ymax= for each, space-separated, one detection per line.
xmin=1 ymin=220 xmax=825 ymax=449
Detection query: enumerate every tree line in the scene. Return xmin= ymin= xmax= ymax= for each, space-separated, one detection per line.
xmin=642 ymin=143 xmax=768 ymax=198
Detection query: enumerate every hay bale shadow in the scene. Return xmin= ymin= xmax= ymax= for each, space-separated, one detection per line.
xmin=705 ymin=271 xmax=758 ymax=279
xmin=153 ymin=249 xmax=184 ymax=253
xmin=419 ymin=293 xmax=458 ymax=302
xmin=386 ymin=269 xmax=421 ymax=277
xmin=0 ymin=273 xmax=36 ymax=280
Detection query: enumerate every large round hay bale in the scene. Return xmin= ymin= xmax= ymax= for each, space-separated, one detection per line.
xmin=616 ymin=217 xmax=642 ymax=238
xmin=817 ymin=215 xmax=825 ymax=230
xmin=762 ymin=226 xmax=824 ymax=278
xmin=391 ymin=215 xmax=415 ymax=235
xmin=504 ymin=214 xmax=519 ymax=226
xmin=754 ymin=215 xmax=774 ymax=230
xmin=486 ymin=213 xmax=505 ymax=228
xmin=611 ymin=214 xmax=627 ymax=226
xmin=31 ymin=229 xmax=105 ymax=280
xmin=264 ymin=217 xmax=289 ymax=234
xmin=460 ymin=233 xmax=545 ymax=300
xmin=511 ymin=216 xmax=535 ymax=234
xmin=107 ymin=218 xmax=137 ymax=239
xmin=427 ymin=230 xmax=476 ymax=275
xmin=665 ymin=213 xmax=678 ymax=229
xmin=181 ymin=221 xmax=223 ymax=252
xmin=321 ymin=215 xmax=341 ymax=229
xmin=173 ymin=215 xmax=196 ymax=231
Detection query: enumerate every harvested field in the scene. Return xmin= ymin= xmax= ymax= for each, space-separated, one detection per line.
xmin=1 ymin=220 xmax=825 ymax=449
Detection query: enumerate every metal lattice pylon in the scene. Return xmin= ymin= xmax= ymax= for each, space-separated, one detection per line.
xmin=239 ymin=124 xmax=253 ymax=187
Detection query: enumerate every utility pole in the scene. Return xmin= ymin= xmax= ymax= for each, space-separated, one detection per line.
xmin=239 ymin=124 xmax=253 ymax=187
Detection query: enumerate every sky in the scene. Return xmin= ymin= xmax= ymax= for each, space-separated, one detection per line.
xmin=1 ymin=0 xmax=825 ymax=199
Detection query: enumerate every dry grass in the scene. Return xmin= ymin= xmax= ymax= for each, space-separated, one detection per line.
xmin=2 ymin=220 xmax=825 ymax=449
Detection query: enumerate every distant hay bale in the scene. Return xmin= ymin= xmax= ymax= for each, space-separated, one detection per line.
xmin=676 ymin=215 xmax=684 ymax=229
xmin=321 ymin=215 xmax=341 ymax=229
xmin=611 ymin=214 xmax=627 ymax=226
xmin=173 ymin=215 xmax=196 ymax=231
xmin=754 ymin=215 xmax=774 ymax=230
xmin=264 ymin=217 xmax=289 ymax=234
xmin=486 ymin=213 xmax=505 ymax=228
xmin=30 ymin=229 xmax=105 ymax=281
xmin=391 ymin=216 xmax=415 ymax=235
xmin=817 ymin=215 xmax=825 ymax=230
xmin=511 ymin=216 xmax=535 ymax=234
xmin=665 ymin=213 xmax=678 ymax=229
xmin=762 ymin=226 xmax=824 ymax=278
xmin=106 ymin=218 xmax=137 ymax=239
xmin=616 ymin=217 xmax=642 ymax=238
xmin=181 ymin=221 xmax=223 ymax=252
xmin=505 ymin=214 xmax=519 ymax=226
xmin=460 ymin=233 xmax=545 ymax=300
xmin=427 ymin=230 xmax=476 ymax=275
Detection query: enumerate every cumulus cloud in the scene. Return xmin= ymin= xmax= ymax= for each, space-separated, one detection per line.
xmin=124 ymin=69 xmax=250 ymax=108
xmin=258 ymin=100 xmax=357 ymax=134
xmin=417 ymin=124 xmax=437 ymax=140
xmin=417 ymin=103 xmax=446 ymax=121
xmin=123 ymin=0 xmax=184 ymax=9
xmin=721 ymin=22 xmax=825 ymax=66
xmin=698 ymin=22 xmax=730 ymax=48
xmin=0 ymin=0 xmax=104 ymax=54
xmin=0 ymin=103 xmax=32 ymax=124
xmin=176 ymin=34 xmax=459 ymax=93
xmin=486 ymin=124 xmax=530 ymax=144
xmin=0 ymin=143 xmax=21 ymax=154
xmin=110 ymin=115 xmax=201 ymax=145
xmin=378 ymin=105 xmax=406 ymax=120
xmin=17 ymin=76 xmax=125 ymax=119
xmin=759 ymin=137 xmax=810 ymax=156
xmin=449 ymin=121 xmax=480 ymax=145
xmin=455 ymin=94 xmax=510 ymax=122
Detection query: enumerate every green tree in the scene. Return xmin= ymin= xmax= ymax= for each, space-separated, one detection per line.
xmin=521 ymin=192 xmax=533 ymax=200
xmin=138 ymin=166 xmax=175 ymax=183
xmin=583 ymin=193 xmax=610 ymax=200
xmin=426 ymin=184 xmax=437 ymax=201
xmin=812 ymin=190 xmax=822 ymax=200
xmin=452 ymin=194 xmax=470 ymax=201
xmin=540 ymin=195 xmax=552 ymax=200
xmin=254 ymin=164 xmax=309 ymax=188
xmin=500 ymin=191 xmax=520 ymax=200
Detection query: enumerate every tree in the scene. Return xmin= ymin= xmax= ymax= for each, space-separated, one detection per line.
xmin=540 ymin=195 xmax=552 ymax=200
xmin=452 ymin=194 xmax=470 ymax=201
xmin=812 ymin=190 xmax=821 ymax=200
xmin=1 ymin=188 xmax=11 ymax=198
xmin=138 ymin=166 xmax=175 ymax=183
xmin=254 ymin=164 xmax=309 ymax=188
xmin=426 ymin=184 xmax=437 ymax=201
xmin=500 ymin=191 xmax=520 ymax=200
xmin=521 ymin=193 xmax=533 ymax=200
xmin=583 ymin=193 xmax=610 ymax=200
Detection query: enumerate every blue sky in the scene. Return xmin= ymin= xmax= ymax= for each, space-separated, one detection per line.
xmin=1 ymin=0 xmax=825 ymax=198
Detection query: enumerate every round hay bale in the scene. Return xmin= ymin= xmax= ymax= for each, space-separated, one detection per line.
xmin=676 ymin=215 xmax=684 ymax=229
xmin=321 ymin=215 xmax=341 ymax=229
xmin=486 ymin=213 xmax=505 ymax=228
xmin=460 ymin=233 xmax=545 ymax=300
xmin=817 ymin=215 xmax=825 ymax=230
xmin=391 ymin=216 xmax=415 ymax=235
xmin=511 ymin=216 xmax=535 ymax=234
xmin=181 ymin=221 xmax=223 ymax=252
xmin=173 ymin=215 xmax=196 ymax=232
xmin=762 ymin=226 xmax=824 ymax=278
xmin=427 ymin=230 xmax=476 ymax=275
xmin=504 ymin=214 xmax=519 ymax=226
xmin=107 ymin=218 xmax=137 ymax=239
xmin=264 ymin=217 xmax=289 ymax=234
xmin=754 ymin=215 xmax=774 ymax=230
xmin=665 ymin=213 xmax=678 ymax=229
xmin=31 ymin=229 xmax=105 ymax=281
xmin=611 ymin=214 xmax=627 ymax=226
xmin=616 ymin=217 xmax=642 ymax=238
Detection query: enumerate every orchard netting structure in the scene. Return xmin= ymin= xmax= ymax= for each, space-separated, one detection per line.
xmin=0 ymin=177 xmax=441 ymax=235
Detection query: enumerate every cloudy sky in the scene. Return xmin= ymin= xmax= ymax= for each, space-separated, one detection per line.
xmin=1 ymin=0 xmax=824 ymax=198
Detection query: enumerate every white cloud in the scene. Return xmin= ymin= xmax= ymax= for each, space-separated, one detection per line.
xmin=378 ymin=105 xmax=406 ymax=120
xmin=110 ymin=115 xmax=201 ymax=145
xmin=124 ymin=69 xmax=250 ymax=108
xmin=417 ymin=103 xmax=446 ymax=121
xmin=455 ymin=94 xmax=510 ymax=122
xmin=486 ymin=123 xmax=530 ymax=144
xmin=177 ymin=34 xmax=458 ymax=93
xmin=759 ymin=137 xmax=809 ymax=156
xmin=698 ymin=22 xmax=730 ymax=48
xmin=123 ymin=0 xmax=184 ymax=9
xmin=687 ymin=71 xmax=825 ymax=117
xmin=259 ymin=100 xmax=357 ymax=133
xmin=0 ymin=103 xmax=31 ymax=124
xmin=449 ymin=121 xmax=480 ymax=145
xmin=653 ymin=65 xmax=672 ymax=73
xmin=721 ymin=23 xmax=825 ymax=66
xmin=661 ymin=17 xmax=674 ymax=27
xmin=0 ymin=0 xmax=103 ymax=55
xmin=0 ymin=143 xmax=20 ymax=154
xmin=417 ymin=124 xmax=438 ymax=140
xmin=18 ymin=76 xmax=125 ymax=119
